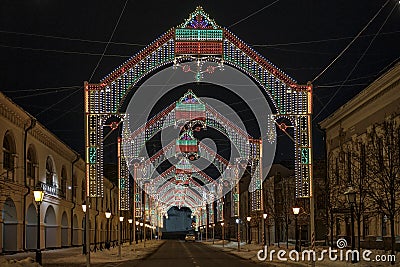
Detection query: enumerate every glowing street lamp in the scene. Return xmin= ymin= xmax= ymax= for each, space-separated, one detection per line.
xmin=246 ymin=216 xmax=251 ymax=244
xmin=263 ymin=213 xmax=268 ymax=245
xmin=221 ymin=222 xmax=225 ymax=247
xmin=128 ymin=219 xmax=133 ymax=245
xmin=135 ymin=220 xmax=139 ymax=244
xmin=33 ymin=186 xmax=44 ymax=265
xmin=235 ymin=218 xmax=240 ymax=251
xmin=105 ymin=209 xmax=111 ymax=249
xmin=210 ymin=223 xmax=215 ymax=244
xmin=293 ymin=206 xmax=300 ymax=252
xmin=81 ymin=201 xmax=87 ymax=256
xmin=118 ymin=216 xmax=124 ymax=259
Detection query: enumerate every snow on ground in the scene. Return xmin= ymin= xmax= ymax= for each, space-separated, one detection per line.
xmin=3 ymin=240 xmax=165 ymax=266
xmin=0 ymin=256 xmax=40 ymax=267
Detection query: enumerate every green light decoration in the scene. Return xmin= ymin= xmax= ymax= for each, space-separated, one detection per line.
xmin=89 ymin=147 xmax=96 ymax=164
xmin=301 ymin=148 xmax=310 ymax=164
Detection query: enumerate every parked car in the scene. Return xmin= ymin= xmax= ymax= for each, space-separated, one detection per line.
xmin=185 ymin=233 xmax=196 ymax=242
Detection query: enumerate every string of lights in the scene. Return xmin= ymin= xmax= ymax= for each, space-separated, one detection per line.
xmin=313 ymin=1 xmax=397 ymax=122
xmin=311 ymin=0 xmax=392 ymax=84
xmin=228 ymin=0 xmax=282 ymax=28
xmin=88 ymin=0 xmax=130 ymax=82
xmin=0 ymin=44 xmax=130 ymax=58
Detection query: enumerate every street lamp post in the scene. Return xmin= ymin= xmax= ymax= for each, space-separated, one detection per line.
xmin=82 ymin=202 xmax=87 ymax=254
xmin=246 ymin=216 xmax=251 ymax=244
xmin=235 ymin=218 xmax=240 ymax=251
xmin=221 ymin=222 xmax=225 ymax=248
xmin=140 ymin=222 xmax=143 ymax=242
xmin=128 ymin=219 xmax=133 ymax=245
xmin=293 ymin=206 xmax=300 ymax=252
xmin=210 ymin=223 xmax=215 ymax=244
xmin=135 ymin=221 xmax=139 ymax=244
xmin=199 ymin=226 xmax=202 ymax=241
xmin=33 ymin=187 xmax=44 ymax=265
xmin=345 ymin=187 xmax=357 ymax=263
xmin=143 ymin=222 xmax=146 ymax=247
xmin=118 ymin=216 xmax=124 ymax=259
xmin=263 ymin=213 xmax=268 ymax=246
xmin=105 ymin=209 xmax=111 ymax=249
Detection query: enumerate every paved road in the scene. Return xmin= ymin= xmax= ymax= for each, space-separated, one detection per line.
xmin=117 ymin=240 xmax=259 ymax=267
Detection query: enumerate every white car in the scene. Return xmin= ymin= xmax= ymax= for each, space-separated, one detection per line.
xmin=185 ymin=233 xmax=195 ymax=242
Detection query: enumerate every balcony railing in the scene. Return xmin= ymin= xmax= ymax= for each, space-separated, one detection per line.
xmin=38 ymin=181 xmax=65 ymax=198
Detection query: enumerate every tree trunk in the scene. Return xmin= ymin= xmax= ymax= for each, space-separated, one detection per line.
xmin=330 ymin=212 xmax=334 ymax=247
xmin=390 ymin=217 xmax=395 ymax=265
xmin=286 ymin=221 xmax=289 ymax=249
xmin=357 ymin=217 xmax=361 ymax=252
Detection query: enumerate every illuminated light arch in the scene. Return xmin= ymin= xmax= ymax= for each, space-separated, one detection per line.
xmin=84 ymin=6 xmax=312 ymax=214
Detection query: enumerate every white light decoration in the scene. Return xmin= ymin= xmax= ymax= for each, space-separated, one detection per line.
xmin=84 ymin=6 xmax=313 ymax=217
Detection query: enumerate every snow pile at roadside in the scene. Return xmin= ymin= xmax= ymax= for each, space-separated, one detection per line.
xmin=0 ymin=256 xmax=41 ymax=267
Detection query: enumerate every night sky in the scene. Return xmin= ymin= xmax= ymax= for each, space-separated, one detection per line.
xmin=0 ymin=0 xmax=399 ymax=163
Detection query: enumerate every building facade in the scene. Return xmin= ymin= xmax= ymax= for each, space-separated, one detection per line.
xmin=320 ymin=62 xmax=400 ymax=250
xmin=0 ymin=91 xmax=119 ymax=252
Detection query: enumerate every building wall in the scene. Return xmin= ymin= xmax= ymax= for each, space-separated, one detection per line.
xmin=0 ymin=92 xmax=119 ymax=252
xmin=320 ymin=62 xmax=400 ymax=249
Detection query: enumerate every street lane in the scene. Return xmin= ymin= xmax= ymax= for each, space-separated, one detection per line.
xmin=119 ymin=240 xmax=260 ymax=267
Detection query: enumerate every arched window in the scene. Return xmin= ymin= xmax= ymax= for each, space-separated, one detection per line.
xmin=46 ymin=157 xmax=55 ymax=185
xmin=61 ymin=166 xmax=67 ymax=198
xmin=27 ymin=145 xmax=37 ymax=185
xmin=3 ymin=132 xmax=16 ymax=180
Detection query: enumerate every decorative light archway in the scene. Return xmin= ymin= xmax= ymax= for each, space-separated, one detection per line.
xmin=84 ymin=7 xmax=313 ymax=213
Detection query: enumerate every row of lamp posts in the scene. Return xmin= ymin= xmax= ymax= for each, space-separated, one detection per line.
xmin=34 ymin=184 xmax=357 ymax=265
xmin=33 ymin=184 xmax=157 ymax=267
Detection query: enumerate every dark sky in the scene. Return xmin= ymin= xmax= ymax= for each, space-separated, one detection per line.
xmin=0 ymin=0 xmax=399 ymax=162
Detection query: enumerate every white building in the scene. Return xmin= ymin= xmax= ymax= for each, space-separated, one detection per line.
xmin=0 ymin=91 xmax=119 ymax=252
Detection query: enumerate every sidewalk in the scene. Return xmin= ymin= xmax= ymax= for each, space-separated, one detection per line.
xmin=1 ymin=239 xmax=165 ymax=267
xmin=202 ymin=239 xmax=399 ymax=267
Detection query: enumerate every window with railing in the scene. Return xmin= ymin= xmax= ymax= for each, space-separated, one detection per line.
xmin=46 ymin=156 xmax=55 ymax=185
xmin=73 ymin=175 xmax=77 ymax=201
xmin=81 ymin=180 xmax=85 ymax=202
xmin=3 ymin=132 xmax=16 ymax=180
xmin=61 ymin=166 xmax=67 ymax=198
xmin=27 ymin=146 xmax=37 ymax=186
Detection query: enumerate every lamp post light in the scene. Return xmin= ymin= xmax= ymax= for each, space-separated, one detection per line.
xmin=221 ymin=222 xmax=225 ymax=248
xmin=210 ymin=223 xmax=215 ymax=244
xmin=105 ymin=209 xmax=111 ymax=249
xmin=139 ymin=222 xmax=143 ymax=242
xmin=344 ymin=186 xmax=357 ymax=263
xmin=128 ymin=219 xmax=133 ymax=245
xmin=143 ymin=222 xmax=146 ymax=248
xmin=292 ymin=206 xmax=300 ymax=252
xmin=199 ymin=226 xmax=202 ymax=241
xmin=33 ymin=187 xmax=44 ymax=265
xmin=235 ymin=218 xmax=240 ymax=251
xmin=246 ymin=216 xmax=251 ymax=244
xmin=263 ymin=213 xmax=268 ymax=246
xmin=135 ymin=221 xmax=139 ymax=244
xmin=82 ymin=200 xmax=90 ymax=267
xmin=118 ymin=216 xmax=124 ymax=259
xmin=82 ymin=201 xmax=87 ymax=254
